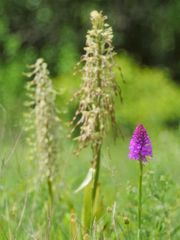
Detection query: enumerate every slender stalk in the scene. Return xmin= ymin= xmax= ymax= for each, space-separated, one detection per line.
xmin=138 ymin=160 xmax=143 ymax=240
xmin=47 ymin=177 xmax=53 ymax=239
xmin=47 ymin=176 xmax=53 ymax=204
xmin=92 ymin=144 xmax=101 ymax=202
xmin=92 ymin=34 xmax=102 ymax=204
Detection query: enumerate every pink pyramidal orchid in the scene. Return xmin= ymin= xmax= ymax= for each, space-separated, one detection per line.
xmin=128 ymin=124 xmax=152 ymax=162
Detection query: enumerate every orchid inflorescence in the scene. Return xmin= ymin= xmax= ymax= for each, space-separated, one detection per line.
xmin=71 ymin=10 xmax=121 ymax=158
xmin=129 ymin=124 xmax=152 ymax=162
xmin=25 ymin=59 xmax=59 ymax=189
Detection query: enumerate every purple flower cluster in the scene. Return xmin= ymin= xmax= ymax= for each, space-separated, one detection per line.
xmin=129 ymin=124 xmax=152 ymax=162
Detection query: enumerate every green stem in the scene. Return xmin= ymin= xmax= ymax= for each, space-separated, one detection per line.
xmin=46 ymin=176 xmax=53 ymax=239
xmin=92 ymin=144 xmax=101 ymax=203
xmin=92 ymin=34 xmax=102 ymax=204
xmin=47 ymin=176 xmax=53 ymax=204
xmin=138 ymin=160 xmax=143 ymax=240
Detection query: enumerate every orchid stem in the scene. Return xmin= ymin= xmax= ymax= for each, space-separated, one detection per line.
xmin=47 ymin=176 xmax=53 ymax=204
xmin=92 ymin=144 xmax=101 ymax=203
xmin=138 ymin=160 xmax=143 ymax=240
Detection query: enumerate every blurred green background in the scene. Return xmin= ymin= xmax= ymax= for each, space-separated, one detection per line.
xmin=0 ymin=0 xmax=180 ymax=131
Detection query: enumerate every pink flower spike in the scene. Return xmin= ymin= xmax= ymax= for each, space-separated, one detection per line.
xmin=128 ymin=124 xmax=152 ymax=162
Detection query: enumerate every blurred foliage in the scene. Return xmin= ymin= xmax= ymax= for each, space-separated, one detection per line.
xmin=0 ymin=0 xmax=180 ymax=80
xmin=55 ymin=53 xmax=180 ymax=131
xmin=0 ymin=0 xmax=179 ymax=128
xmin=0 ymin=49 xmax=179 ymax=131
xmin=117 ymin=54 xmax=180 ymax=130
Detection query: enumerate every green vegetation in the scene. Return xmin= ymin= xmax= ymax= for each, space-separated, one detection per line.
xmin=0 ymin=4 xmax=180 ymax=239
xmin=56 ymin=53 xmax=180 ymax=130
xmin=0 ymin=52 xmax=179 ymax=239
xmin=0 ymin=122 xmax=179 ymax=239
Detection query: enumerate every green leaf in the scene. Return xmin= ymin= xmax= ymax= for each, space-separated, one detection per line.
xmin=93 ymin=184 xmax=104 ymax=221
xmin=74 ymin=168 xmax=95 ymax=193
xmin=81 ymin=179 xmax=93 ymax=234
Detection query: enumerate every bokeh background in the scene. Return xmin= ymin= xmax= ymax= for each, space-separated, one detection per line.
xmin=0 ymin=0 xmax=180 ymax=128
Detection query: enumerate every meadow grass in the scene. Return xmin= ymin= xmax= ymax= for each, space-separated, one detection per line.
xmin=0 ymin=126 xmax=179 ymax=239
